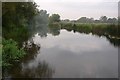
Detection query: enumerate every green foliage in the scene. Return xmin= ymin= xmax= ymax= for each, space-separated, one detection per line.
xmin=60 ymin=23 xmax=119 ymax=37
xmin=77 ymin=17 xmax=94 ymax=23
xmin=49 ymin=14 xmax=60 ymax=23
xmin=76 ymin=16 xmax=117 ymax=24
xmin=49 ymin=23 xmax=61 ymax=36
xmin=2 ymin=2 xmax=39 ymax=43
xmin=2 ymin=39 xmax=26 ymax=66
xmin=3 ymin=25 xmax=29 ymax=44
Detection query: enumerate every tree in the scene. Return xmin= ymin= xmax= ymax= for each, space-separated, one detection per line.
xmin=107 ymin=18 xmax=117 ymax=24
xmin=89 ymin=18 xmax=94 ymax=23
xmin=49 ymin=14 xmax=60 ymax=23
xmin=100 ymin=16 xmax=107 ymax=23
xmin=77 ymin=17 xmax=87 ymax=23
xmin=31 ymin=10 xmax=49 ymax=37
xmin=2 ymin=2 xmax=39 ymax=42
xmin=77 ymin=17 xmax=94 ymax=23
xmin=94 ymin=20 xmax=100 ymax=23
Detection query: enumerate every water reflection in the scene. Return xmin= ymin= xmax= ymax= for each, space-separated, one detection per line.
xmin=105 ymin=35 xmax=120 ymax=47
xmin=28 ymin=21 xmax=120 ymax=47
xmin=7 ymin=60 xmax=54 ymax=78
xmin=59 ymin=23 xmax=120 ymax=47
xmin=33 ymin=29 xmax=118 ymax=78
xmin=48 ymin=23 xmax=61 ymax=36
xmin=3 ymin=38 xmax=54 ymax=78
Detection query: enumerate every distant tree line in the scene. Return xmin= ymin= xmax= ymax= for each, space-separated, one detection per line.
xmin=44 ymin=13 xmax=119 ymax=24
xmin=61 ymin=16 xmax=118 ymax=24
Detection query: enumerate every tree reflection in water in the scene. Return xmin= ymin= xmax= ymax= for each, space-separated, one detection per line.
xmin=10 ymin=60 xmax=54 ymax=78
xmin=48 ymin=23 xmax=120 ymax=47
xmin=3 ymin=38 xmax=54 ymax=78
xmin=48 ymin=23 xmax=61 ymax=36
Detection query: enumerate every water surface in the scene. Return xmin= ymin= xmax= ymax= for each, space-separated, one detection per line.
xmin=7 ymin=29 xmax=118 ymax=78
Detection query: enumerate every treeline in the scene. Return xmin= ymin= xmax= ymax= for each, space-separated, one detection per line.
xmin=61 ymin=16 xmax=118 ymax=24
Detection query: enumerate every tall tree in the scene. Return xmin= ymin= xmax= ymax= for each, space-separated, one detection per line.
xmin=100 ymin=16 xmax=107 ymax=23
xmin=49 ymin=14 xmax=60 ymax=23
xmin=2 ymin=2 xmax=39 ymax=43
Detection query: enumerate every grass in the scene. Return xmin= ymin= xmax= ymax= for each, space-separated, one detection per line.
xmin=59 ymin=22 xmax=119 ymax=38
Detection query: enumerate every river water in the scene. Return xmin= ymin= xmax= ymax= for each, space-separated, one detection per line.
xmin=5 ymin=29 xmax=118 ymax=78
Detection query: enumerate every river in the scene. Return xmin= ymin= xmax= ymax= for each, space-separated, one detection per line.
xmin=4 ymin=29 xmax=118 ymax=78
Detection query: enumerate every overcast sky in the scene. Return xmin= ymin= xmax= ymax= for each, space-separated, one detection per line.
xmin=34 ymin=0 xmax=119 ymax=20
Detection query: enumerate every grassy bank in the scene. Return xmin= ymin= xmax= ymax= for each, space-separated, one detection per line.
xmin=60 ymin=22 xmax=119 ymax=38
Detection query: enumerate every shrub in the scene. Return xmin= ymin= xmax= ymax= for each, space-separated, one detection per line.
xmin=2 ymin=39 xmax=26 ymax=66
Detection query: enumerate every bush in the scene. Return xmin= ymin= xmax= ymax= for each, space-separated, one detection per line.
xmin=2 ymin=39 xmax=26 ymax=66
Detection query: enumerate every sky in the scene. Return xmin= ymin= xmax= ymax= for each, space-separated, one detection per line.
xmin=34 ymin=0 xmax=119 ymax=20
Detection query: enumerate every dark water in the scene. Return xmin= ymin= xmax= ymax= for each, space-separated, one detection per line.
xmin=6 ymin=29 xmax=118 ymax=78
